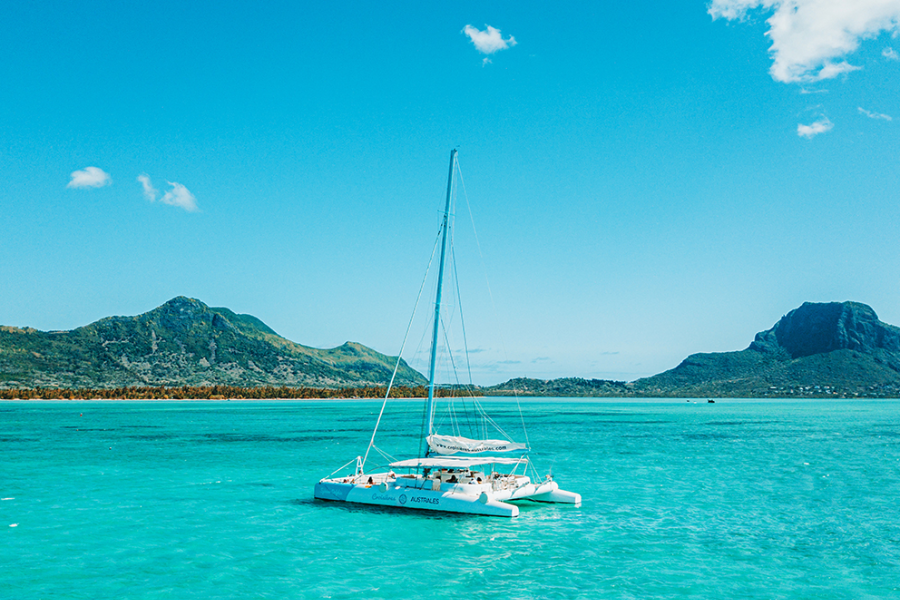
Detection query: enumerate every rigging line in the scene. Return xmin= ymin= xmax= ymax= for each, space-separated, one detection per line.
xmin=414 ymin=309 xmax=434 ymax=455
xmin=372 ymin=444 xmax=397 ymax=464
xmin=435 ymin=328 xmax=456 ymax=437
xmin=363 ymin=225 xmax=443 ymax=471
xmin=470 ymin=396 xmax=515 ymax=442
xmin=417 ymin=392 xmax=429 ymax=459
xmin=451 ymin=236 xmax=475 ymax=387
xmin=419 ymin=318 xmax=454 ymax=440
xmin=449 ymin=398 xmax=459 ymax=437
xmin=326 ymin=456 xmax=362 ymax=479
xmin=438 ymin=313 xmax=477 ymax=437
xmin=436 ymin=295 xmax=513 ymax=442
xmin=413 ymin=300 xmax=434 ymax=457
xmin=456 ymin=159 xmax=531 ymax=452
xmin=449 ymin=241 xmax=479 ymax=438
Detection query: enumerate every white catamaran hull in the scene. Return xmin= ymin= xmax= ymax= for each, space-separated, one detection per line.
xmin=315 ymin=480 xmax=521 ymax=517
xmin=314 ymin=474 xmax=581 ymax=518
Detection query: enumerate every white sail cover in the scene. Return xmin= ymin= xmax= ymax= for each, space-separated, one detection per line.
xmin=427 ymin=434 xmax=528 ymax=456
xmin=390 ymin=456 xmax=526 ymax=469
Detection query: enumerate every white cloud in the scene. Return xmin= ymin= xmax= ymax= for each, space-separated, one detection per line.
xmin=884 ymin=46 xmax=900 ymax=60
xmin=138 ymin=174 xmax=198 ymax=212
xmin=482 ymin=58 xmax=492 ymax=67
xmin=799 ymin=87 xmax=828 ymax=94
xmin=137 ymin=174 xmax=158 ymax=201
xmin=462 ymin=24 xmax=517 ymax=55
xmin=797 ymin=117 xmax=834 ymax=138
xmin=859 ymin=106 xmax=893 ymax=120
xmin=812 ymin=60 xmax=861 ymax=80
xmin=160 ymin=182 xmax=198 ymax=212
xmin=67 ymin=166 xmax=111 ymax=189
xmin=709 ymin=0 xmax=900 ymax=83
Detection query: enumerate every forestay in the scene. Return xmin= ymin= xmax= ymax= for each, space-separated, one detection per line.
xmin=427 ymin=434 xmax=528 ymax=456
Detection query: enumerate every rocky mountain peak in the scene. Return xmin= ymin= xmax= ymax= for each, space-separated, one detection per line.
xmin=159 ymin=296 xmax=208 ymax=314
xmin=751 ymin=301 xmax=900 ymax=358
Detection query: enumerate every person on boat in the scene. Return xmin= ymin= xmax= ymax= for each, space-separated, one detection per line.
xmin=367 ymin=476 xmax=374 ymax=485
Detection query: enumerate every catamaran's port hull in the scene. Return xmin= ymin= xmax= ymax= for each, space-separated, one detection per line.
xmin=314 ymin=481 xmax=520 ymax=517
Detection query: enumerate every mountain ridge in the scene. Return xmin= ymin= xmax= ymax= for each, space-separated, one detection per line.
xmin=0 ymin=296 xmax=425 ymax=389
xmin=5 ymin=299 xmax=900 ymax=397
xmin=481 ymin=301 xmax=900 ymax=398
xmin=633 ymin=301 xmax=900 ymax=396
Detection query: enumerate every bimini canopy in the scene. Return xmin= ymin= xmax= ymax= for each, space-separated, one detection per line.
xmin=390 ymin=456 xmax=527 ymax=469
xmin=427 ymin=434 xmax=529 ymax=456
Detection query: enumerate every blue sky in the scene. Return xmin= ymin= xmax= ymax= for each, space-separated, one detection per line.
xmin=2 ymin=1 xmax=899 ymax=384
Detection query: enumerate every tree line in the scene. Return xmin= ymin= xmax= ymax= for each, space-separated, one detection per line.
xmin=0 ymin=385 xmax=463 ymax=400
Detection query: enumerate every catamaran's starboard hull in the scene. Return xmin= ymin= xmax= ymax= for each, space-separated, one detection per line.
xmin=314 ymin=481 xmax=520 ymax=517
xmin=528 ymin=487 xmax=582 ymax=504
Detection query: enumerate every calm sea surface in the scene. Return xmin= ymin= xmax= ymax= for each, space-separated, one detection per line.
xmin=2 ymin=398 xmax=899 ymax=599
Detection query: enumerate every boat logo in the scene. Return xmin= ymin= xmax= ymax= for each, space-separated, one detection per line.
xmin=398 ymin=494 xmax=407 ymax=505
xmin=411 ymin=496 xmax=439 ymax=505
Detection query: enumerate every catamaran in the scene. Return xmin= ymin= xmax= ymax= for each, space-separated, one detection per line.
xmin=314 ymin=150 xmax=581 ymax=517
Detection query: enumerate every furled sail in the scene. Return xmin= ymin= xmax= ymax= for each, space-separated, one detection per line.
xmin=427 ymin=434 xmax=528 ymax=456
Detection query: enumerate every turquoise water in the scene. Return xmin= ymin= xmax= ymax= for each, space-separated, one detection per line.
xmin=2 ymin=398 xmax=899 ymax=599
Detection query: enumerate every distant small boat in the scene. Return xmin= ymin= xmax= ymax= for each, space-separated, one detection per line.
xmin=708 ymin=399 xmax=715 ymax=403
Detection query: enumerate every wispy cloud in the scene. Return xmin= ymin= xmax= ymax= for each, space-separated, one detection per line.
xmin=709 ymin=0 xmax=900 ymax=83
xmin=160 ymin=182 xmax=198 ymax=212
xmin=884 ymin=46 xmax=900 ymax=60
xmin=139 ymin=174 xmax=198 ymax=212
xmin=799 ymin=87 xmax=828 ymax=94
xmin=858 ymin=106 xmax=893 ymax=121
xmin=137 ymin=174 xmax=158 ymax=201
xmin=462 ymin=24 xmax=517 ymax=55
xmin=797 ymin=117 xmax=833 ymax=138
xmin=67 ymin=166 xmax=111 ymax=189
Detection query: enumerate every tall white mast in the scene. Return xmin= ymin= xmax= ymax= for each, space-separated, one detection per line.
xmin=425 ymin=148 xmax=457 ymax=442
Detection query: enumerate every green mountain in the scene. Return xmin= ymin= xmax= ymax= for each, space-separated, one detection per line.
xmin=633 ymin=301 xmax=900 ymax=397
xmin=483 ymin=377 xmax=629 ymax=397
xmin=479 ymin=302 xmax=900 ymax=398
xmin=0 ymin=297 xmax=426 ymax=389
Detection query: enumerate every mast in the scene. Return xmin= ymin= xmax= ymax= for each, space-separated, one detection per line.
xmin=425 ymin=148 xmax=457 ymax=441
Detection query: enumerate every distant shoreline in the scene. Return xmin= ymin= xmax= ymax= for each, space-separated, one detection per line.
xmin=7 ymin=382 xmax=893 ymax=399
xmin=5 ymin=395 xmax=894 ymax=400
xmin=0 ymin=384 xmax=443 ymax=401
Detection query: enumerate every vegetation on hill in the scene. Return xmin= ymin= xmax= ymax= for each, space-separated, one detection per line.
xmin=0 ymin=384 xmax=459 ymax=400
xmin=632 ymin=301 xmax=900 ymax=398
xmin=477 ymin=302 xmax=900 ymax=399
xmin=482 ymin=377 xmax=629 ymax=397
xmin=4 ymin=299 xmax=900 ymax=398
xmin=0 ymin=297 xmax=425 ymax=390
